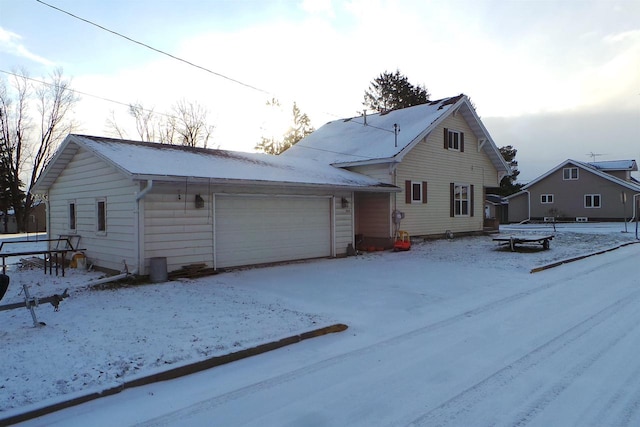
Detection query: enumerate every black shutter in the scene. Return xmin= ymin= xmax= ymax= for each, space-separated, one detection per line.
xmin=470 ymin=184 xmax=474 ymax=216
xmin=405 ymin=180 xmax=411 ymax=204
xmin=444 ymin=128 xmax=448 ymax=149
xmin=450 ymin=183 xmax=455 ymax=217
xmin=422 ymin=181 xmax=428 ymax=204
xmin=460 ymin=132 xmax=465 ymax=152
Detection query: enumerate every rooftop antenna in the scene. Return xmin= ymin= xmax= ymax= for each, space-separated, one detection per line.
xmin=587 ymin=152 xmax=605 ymax=161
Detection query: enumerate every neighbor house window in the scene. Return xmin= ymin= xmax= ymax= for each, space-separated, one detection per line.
xmin=451 ymin=183 xmax=471 ymax=216
xmin=96 ymin=198 xmax=106 ymax=233
xmin=444 ymin=128 xmax=464 ymax=152
xmin=68 ymin=201 xmax=76 ymax=231
xmin=585 ymin=194 xmax=601 ymax=208
xmin=563 ymin=167 xmax=578 ymax=180
xmin=405 ymin=181 xmax=428 ymax=204
xmin=541 ymin=194 xmax=554 ymax=204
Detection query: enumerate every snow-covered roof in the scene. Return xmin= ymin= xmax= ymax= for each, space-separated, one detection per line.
xmin=32 ymin=135 xmax=399 ymax=193
xmin=587 ymin=160 xmax=638 ymax=172
xmin=509 ymin=159 xmax=640 ymax=198
xmin=281 ymin=94 xmax=510 ymax=175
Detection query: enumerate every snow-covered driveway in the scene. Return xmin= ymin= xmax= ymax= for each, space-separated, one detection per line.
xmin=15 ymin=226 xmax=640 ymax=426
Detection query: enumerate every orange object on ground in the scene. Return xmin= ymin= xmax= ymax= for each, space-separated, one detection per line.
xmin=394 ymin=231 xmax=411 ymax=251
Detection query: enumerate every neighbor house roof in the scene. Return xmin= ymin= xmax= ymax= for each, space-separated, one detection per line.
xmin=587 ymin=160 xmax=638 ymax=172
xmin=507 ymin=159 xmax=640 ymax=199
xmin=281 ymin=94 xmax=511 ymax=175
xmin=31 ymin=135 xmax=400 ymax=194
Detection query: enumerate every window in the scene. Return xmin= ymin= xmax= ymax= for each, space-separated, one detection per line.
xmin=585 ymin=194 xmax=601 ymax=208
xmin=68 ymin=201 xmax=76 ymax=231
xmin=405 ymin=181 xmax=427 ymax=204
xmin=452 ymin=183 xmax=471 ymax=216
xmin=541 ymin=194 xmax=554 ymax=204
xmin=444 ymin=128 xmax=464 ymax=152
xmin=96 ymin=198 xmax=106 ymax=233
xmin=563 ymin=167 xmax=578 ymax=180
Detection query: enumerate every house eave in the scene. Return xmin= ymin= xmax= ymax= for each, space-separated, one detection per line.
xmin=130 ymin=174 xmax=401 ymax=193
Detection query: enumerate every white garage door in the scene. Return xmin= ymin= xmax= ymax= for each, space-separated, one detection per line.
xmin=215 ymin=195 xmax=332 ymax=268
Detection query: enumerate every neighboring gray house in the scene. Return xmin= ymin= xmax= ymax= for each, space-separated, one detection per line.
xmin=507 ymin=159 xmax=640 ymax=223
xmin=31 ymin=135 xmax=397 ymax=274
xmin=282 ymin=94 xmax=511 ymax=245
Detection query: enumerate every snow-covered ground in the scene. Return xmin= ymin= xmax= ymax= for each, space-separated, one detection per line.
xmin=1 ymin=223 xmax=639 ymax=425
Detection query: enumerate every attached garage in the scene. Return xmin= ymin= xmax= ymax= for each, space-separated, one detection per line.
xmin=214 ymin=195 xmax=332 ymax=268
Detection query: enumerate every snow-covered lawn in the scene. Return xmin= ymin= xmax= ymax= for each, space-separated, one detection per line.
xmin=1 ymin=223 xmax=638 ymax=422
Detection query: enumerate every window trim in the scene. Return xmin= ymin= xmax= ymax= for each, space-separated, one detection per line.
xmin=540 ymin=194 xmax=554 ymax=204
xmin=584 ymin=194 xmax=601 ymax=208
xmin=68 ymin=200 xmax=77 ymax=233
xmin=563 ymin=167 xmax=579 ymax=180
xmin=96 ymin=197 xmax=107 ymax=234
xmin=453 ymin=183 xmax=471 ymax=217
xmin=411 ymin=181 xmax=423 ymax=203
xmin=444 ymin=128 xmax=465 ymax=152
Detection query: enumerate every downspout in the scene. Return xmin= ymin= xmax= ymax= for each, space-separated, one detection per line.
xmin=518 ymin=190 xmax=531 ymax=224
xmin=135 ymin=180 xmax=153 ymax=275
xmin=631 ymin=193 xmax=640 ymax=222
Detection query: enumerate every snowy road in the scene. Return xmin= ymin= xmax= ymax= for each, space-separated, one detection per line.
xmin=18 ymin=243 xmax=640 ymax=426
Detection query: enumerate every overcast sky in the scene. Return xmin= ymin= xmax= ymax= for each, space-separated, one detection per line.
xmin=1 ymin=0 xmax=638 ymax=182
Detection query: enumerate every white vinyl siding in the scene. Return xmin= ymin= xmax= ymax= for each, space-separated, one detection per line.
xmin=214 ymin=195 xmax=331 ymax=268
xmin=394 ymin=114 xmax=491 ymax=236
xmin=47 ymin=147 xmax=137 ymax=273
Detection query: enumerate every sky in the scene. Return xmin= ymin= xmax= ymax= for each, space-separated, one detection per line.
xmin=0 ymin=0 xmax=639 ymax=182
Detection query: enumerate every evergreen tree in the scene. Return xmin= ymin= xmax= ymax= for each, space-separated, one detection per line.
xmin=256 ymin=101 xmax=314 ymax=155
xmin=497 ymin=145 xmax=523 ymax=196
xmin=363 ymin=69 xmax=430 ymax=113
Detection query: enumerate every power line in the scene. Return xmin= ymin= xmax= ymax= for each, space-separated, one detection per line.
xmin=0 ymin=69 xmax=176 ymax=121
xmin=35 ymin=0 xmax=272 ymax=96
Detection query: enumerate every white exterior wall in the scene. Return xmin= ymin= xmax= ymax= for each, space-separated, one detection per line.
xmin=395 ymin=113 xmax=499 ymax=236
xmin=141 ymin=183 xmax=355 ymax=273
xmin=47 ymin=147 xmax=138 ymax=272
xmin=141 ymin=182 xmax=214 ymax=274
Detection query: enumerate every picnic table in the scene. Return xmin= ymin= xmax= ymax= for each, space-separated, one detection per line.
xmin=493 ymin=234 xmax=554 ymax=251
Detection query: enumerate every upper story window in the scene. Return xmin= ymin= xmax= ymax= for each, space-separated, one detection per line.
xmin=541 ymin=194 xmax=554 ymax=204
xmin=444 ymin=128 xmax=464 ymax=152
xmin=585 ymin=194 xmax=601 ymax=208
xmin=563 ymin=167 xmax=578 ymax=180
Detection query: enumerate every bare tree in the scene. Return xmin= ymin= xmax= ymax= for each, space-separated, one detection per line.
xmin=106 ymin=100 xmax=214 ymax=148
xmin=0 ymin=68 xmax=78 ymax=231
xmin=171 ymin=99 xmax=213 ymax=148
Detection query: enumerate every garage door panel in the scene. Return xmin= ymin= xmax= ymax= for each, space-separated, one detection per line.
xmin=215 ymin=196 xmax=331 ymax=268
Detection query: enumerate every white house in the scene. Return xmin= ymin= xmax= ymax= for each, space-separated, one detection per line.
xmin=31 ymin=135 xmax=398 ymax=274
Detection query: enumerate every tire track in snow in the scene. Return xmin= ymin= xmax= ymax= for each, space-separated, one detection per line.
xmin=135 ymin=253 xmax=635 ymax=426
xmin=405 ymin=287 xmax=640 ymax=427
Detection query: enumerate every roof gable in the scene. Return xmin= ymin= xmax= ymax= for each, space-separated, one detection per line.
xmin=519 ymin=159 xmax=640 ymax=193
xmin=281 ymin=94 xmax=510 ymax=174
xmin=31 ymin=135 xmax=399 ymax=193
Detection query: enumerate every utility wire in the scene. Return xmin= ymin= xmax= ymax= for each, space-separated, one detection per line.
xmin=35 ymin=0 xmax=272 ymax=96
xmin=29 ymin=0 xmax=402 ymax=153
xmin=0 ymin=69 xmax=176 ymax=121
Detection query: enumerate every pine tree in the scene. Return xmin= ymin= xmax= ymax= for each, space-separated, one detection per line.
xmin=256 ymin=101 xmax=314 ymax=155
xmin=363 ymin=70 xmax=430 ymax=113
xmin=497 ymin=145 xmax=523 ymax=196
